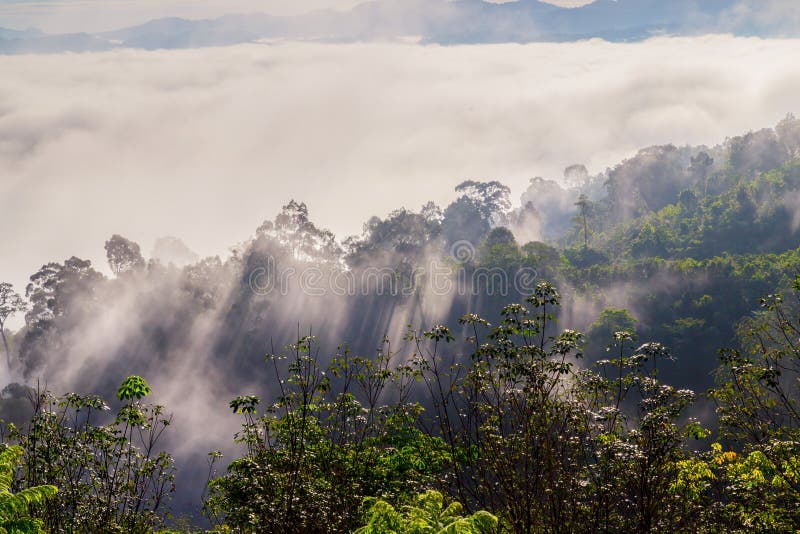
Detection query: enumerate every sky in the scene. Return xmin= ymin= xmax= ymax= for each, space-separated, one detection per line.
xmin=2 ymin=35 xmax=799 ymax=311
xmin=0 ymin=0 xmax=594 ymax=33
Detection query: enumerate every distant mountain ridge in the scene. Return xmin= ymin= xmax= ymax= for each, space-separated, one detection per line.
xmin=0 ymin=0 xmax=795 ymax=54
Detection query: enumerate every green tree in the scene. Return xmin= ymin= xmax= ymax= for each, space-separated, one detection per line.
xmin=442 ymin=181 xmax=511 ymax=246
xmin=707 ymin=274 xmax=800 ymax=530
xmin=712 ymin=275 xmax=800 ymax=444
xmin=585 ymin=308 xmax=638 ymax=361
xmin=207 ymin=338 xmax=449 ymax=533
xmin=575 ymin=194 xmax=590 ymax=249
xmin=406 ymin=283 xmax=698 ymax=532
xmin=20 ymin=257 xmax=104 ymax=377
xmin=6 ymin=376 xmax=174 ymax=533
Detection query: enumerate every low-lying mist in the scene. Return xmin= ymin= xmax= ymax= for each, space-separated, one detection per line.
xmin=2 ymin=36 xmax=800 ymax=297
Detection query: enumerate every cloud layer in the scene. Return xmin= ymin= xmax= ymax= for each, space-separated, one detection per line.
xmin=1 ymin=36 xmax=800 ymax=300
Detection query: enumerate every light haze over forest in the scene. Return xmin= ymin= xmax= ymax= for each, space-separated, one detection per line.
xmin=2 ymin=0 xmax=800 ymax=529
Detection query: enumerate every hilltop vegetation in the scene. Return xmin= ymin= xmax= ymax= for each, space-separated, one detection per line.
xmin=1 ymin=115 xmax=800 ymax=531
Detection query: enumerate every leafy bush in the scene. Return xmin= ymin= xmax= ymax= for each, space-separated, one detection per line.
xmin=4 ymin=376 xmax=174 ymax=533
xmin=0 ymin=445 xmax=57 ymax=534
xmin=205 ymin=340 xmax=449 ymax=533
xmin=355 ymin=490 xmax=497 ymax=534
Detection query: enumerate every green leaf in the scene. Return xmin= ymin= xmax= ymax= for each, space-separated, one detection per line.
xmin=116 ymin=375 xmax=152 ymax=401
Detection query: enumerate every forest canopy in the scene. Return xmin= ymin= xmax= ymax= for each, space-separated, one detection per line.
xmin=1 ymin=115 xmax=800 ymax=532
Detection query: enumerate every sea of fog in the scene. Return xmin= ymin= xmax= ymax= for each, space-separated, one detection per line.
xmin=1 ymin=35 xmax=800 ymax=312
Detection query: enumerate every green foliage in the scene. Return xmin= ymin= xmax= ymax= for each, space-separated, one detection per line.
xmin=210 ymin=282 xmax=703 ymax=533
xmin=0 ymin=445 xmax=57 ymax=534
xmin=564 ymin=246 xmax=608 ymax=268
xmin=6 ymin=117 xmax=800 ymax=533
xmin=669 ymin=441 xmax=800 ymax=531
xmin=585 ymin=308 xmax=638 ymax=360
xmin=569 ymin=156 xmax=800 ymax=262
xmin=117 ymin=375 xmax=152 ymax=401
xmin=355 ymin=491 xmax=498 ymax=534
xmin=690 ymin=276 xmax=800 ymax=530
xmin=9 ymin=271 xmax=800 ymax=532
xmin=206 ymin=338 xmax=450 ymax=533
xmin=712 ymin=278 xmax=800 ymax=444
xmin=3 ymin=378 xmax=175 ymax=533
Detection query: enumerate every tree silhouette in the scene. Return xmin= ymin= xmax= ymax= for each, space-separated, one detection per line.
xmin=575 ymin=193 xmax=590 ymax=249
xmin=0 ymin=283 xmax=26 ymax=371
xmin=104 ymin=234 xmax=145 ymax=276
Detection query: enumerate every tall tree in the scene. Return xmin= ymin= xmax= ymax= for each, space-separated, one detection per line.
xmin=776 ymin=113 xmax=800 ymax=158
xmin=257 ymin=200 xmax=341 ymax=263
xmin=453 ymin=180 xmax=511 ymax=225
xmin=344 ymin=207 xmax=441 ymax=267
xmin=0 ymin=283 xmax=26 ymax=370
xmin=564 ymin=163 xmax=589 ymax=189
xmin=728 ymin=129 xmax=789 ymax=176
xmin=104 ymin=234 xmax=145 ymax=276
xmin=21 ymin=258 xmax=103 ymax=377
xmin=575 ymin=193 xmax=590 ymax=249
xmin=689 ymin=151 xmax=713 ymax=198
xmin=441 ymin=180 xmax=511 ymax=246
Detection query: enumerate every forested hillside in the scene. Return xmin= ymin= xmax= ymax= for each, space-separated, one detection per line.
xmin=2 ymin=114 xmax=800 ymax=532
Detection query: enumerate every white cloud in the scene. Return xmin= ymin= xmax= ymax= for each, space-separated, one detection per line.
xmin=1 ymin=36 xmax=800 ymax=302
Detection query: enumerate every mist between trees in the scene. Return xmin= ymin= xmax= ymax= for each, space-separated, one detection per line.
xmin=246 ymin=252 xmax=539 ymax=299
xmin=1 ymin=114 xmax=800 ymax=531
